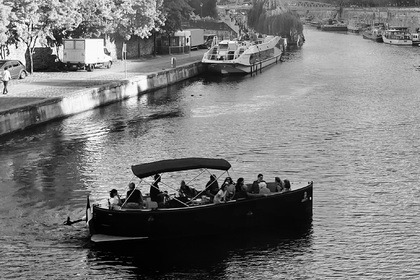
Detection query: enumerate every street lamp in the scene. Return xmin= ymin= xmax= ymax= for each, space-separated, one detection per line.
xmin=200 ymin=3 xmax=203 ymax=18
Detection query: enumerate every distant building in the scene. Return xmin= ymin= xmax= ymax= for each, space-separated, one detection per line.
xmin=156 ymin=32 xmax=192 ymax=55
xmin=181 ymin=20 xmax=238 ymax=41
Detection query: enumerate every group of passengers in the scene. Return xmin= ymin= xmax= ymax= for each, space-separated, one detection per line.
xmin=109 ymin=182 xmax=144 ymax=210
xmin=108 ymin=173 xmax=168 ymax=210
xmin=210 ymin=173 xmax=291 ymax=204
xmin=108 ymin=173 xmax=291 ymax=209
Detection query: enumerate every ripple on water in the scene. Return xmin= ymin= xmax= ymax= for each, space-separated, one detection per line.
xmin=2 ymin=28 xmax=420 ymax=278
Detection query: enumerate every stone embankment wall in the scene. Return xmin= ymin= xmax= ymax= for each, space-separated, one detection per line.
xmin=301 ymin=7 xmax=420 ymax=31
xmin=0 ymin=62 xmax=205 ymax=137
xmin=343 ymin=7 xmax=420 ymax=31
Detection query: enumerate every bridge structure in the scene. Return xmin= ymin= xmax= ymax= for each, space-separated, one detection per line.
xmin=290 ymin=0 xmax=334 ymax=8
xmin=285 ymin=0 xmax=339 ymax=17
xmin=286 ymin=0 xmax=339 ymax=12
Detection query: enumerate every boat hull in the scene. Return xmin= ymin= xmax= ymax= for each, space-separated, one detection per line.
xmin=321 ymin=25 xmax=348 ymax=32
xmin=205 ymin=54 xmax=282 ymax=75
xmin=89 ymin=183 xmax=313 ymax=242
xmin=362 ymin=32 xmax=383 ymax=42
xmin=382 ymin=36 xmax=412 ymax=45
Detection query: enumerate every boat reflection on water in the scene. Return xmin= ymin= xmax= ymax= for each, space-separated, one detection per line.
xmin=200 ymin=71 xmax=248 ymax=84
xmin=87 ymin=223 xmax=313 ymax=278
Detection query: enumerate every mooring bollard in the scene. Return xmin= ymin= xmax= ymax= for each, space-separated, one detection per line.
xmin=171 ymin=57 xmax=176 ymax=68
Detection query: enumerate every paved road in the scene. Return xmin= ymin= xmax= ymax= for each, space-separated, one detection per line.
xmin=0 ymin=49 xmax=207 ymax=112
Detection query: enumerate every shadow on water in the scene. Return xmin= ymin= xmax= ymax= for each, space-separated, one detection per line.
xmin=86 ymin=223 xmax=313 ymax=278
xmin=199 ymin=72 xmax=248 ymax=85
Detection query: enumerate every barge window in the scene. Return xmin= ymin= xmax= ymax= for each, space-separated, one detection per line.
xmin=219 ymin=44 xmax=228 ymax=50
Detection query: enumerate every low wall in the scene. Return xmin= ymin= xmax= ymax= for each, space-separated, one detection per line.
xmin=301 ymin=7 xmax=420 ymax=31
xmin=0 ymin=62 xmax=205 ymax=137
xmin=342 ymin=7 xmax=420 ymax=31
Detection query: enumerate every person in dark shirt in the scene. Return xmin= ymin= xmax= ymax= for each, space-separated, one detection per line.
xmin=179 ymin=180 xmax=198 ymax=199
xmin=250 ymin=174 xmax=265 ymax=193
xmin=125 ymin=182 xmax=143 ymax=208
xmin=281 ymin=179 xmax=291 ymax=193
xmin=248 ymin=173 xmax=266 ymax=198
xmin=274 ymin=176 xmax=284 ymax=192
xmin=150 ymin=174 xmax=167 ymax=206
xmin=205 ymin=174 xmax=219 ymax=201
xmin=232 ymin=177 xmax=247 ymax=200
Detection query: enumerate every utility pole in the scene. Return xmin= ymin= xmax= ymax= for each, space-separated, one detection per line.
xmin=200 ymin=3 xmax=203 ymax=18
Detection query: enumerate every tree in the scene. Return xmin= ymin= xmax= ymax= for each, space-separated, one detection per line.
xmin=72 ymin=0 xmax=167 ymax=41
xmin=247 ymin=1 xmax=303 ymax=41
xmin=70 ymin=0 xmax=117 ymax=39
xmin=248 ymin=1 xmax=265 ymax=30
xmin=188 ymin=0 xmax=218 ymax=18
xmin=7 ymin=0 xmax=82 ymax=74
xmin=0 ymin=0 xmax=11 ymax=58
xmin=161 ymin=0 xmax=192 ymax=35
xmin=114 ymin=0 xmax=165 ymax=41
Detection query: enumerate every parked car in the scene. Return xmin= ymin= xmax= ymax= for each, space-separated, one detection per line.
xmin=0 ymin=60 xmax=28 ymax=79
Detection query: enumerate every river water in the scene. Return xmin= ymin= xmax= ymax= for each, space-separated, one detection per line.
xmin=1 ymin=27 xmax=420 ymax=279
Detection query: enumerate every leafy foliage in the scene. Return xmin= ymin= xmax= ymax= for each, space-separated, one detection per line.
xmin=247 ymin=1 xmax=303 ymax=39
xmin=161 ymin=0 xmax=193 ymax=35
xmin=6 ymin=0 xmax=82 ymax=73
xmin=70 ymin=0 xmax=116 ymax=38
xmin=0 ymin=0 xmax=11 ymax=46
xmin=72 ymin=0 xmax=164 ymax=41
xmin=113 ymin=0 xmax=164 ymax=40
xmin=188 ymin=0 xmax=218 ymax=18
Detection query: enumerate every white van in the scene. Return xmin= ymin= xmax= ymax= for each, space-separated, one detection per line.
xmin=63 ymin=39 xmax=112 ymax=71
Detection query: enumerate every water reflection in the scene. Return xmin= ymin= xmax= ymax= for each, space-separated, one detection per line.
xmin=201 ymin=72 xmax=248 ymax=84
xmin=88 ymin=224 xmax=313 ymax=279
xmin=2 ymin=27 xmax=420 ymax=278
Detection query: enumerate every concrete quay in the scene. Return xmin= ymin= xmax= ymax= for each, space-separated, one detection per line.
xmin=0 ymin=50 xmax=207 ymax=137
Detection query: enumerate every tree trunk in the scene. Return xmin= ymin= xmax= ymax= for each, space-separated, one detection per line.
xmin=28 ymin=47 xmax=34 ymax=74
xmin=153 ymin=32 xmax=156 ymax=57
xmin=26 ymin=37 xmax=36 ymax=75
xmin=138 ymin=37 xmax=141 ymax=58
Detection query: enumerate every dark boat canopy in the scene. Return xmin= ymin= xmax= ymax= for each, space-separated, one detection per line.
xmin=131 ymin=158 xmax=231 ymax=179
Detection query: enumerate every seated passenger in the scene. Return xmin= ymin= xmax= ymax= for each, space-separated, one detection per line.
xmin=232 ymin=177 xmax=247 ymax=200
xmin=205 ymin=174 xmax=219 ymax=201
xmin=214 ymin=184 xmax=227 ymax=204
xmin=222 ymin=177 xmax=235 ymax=201
xmin=259 ymin=182 xmax=271 ymax=195
xmin=274 ymin=177 xmax=284 ymax=192
xmin=109 ymin=189 xmax=121 ymax=210
xmin=281 ymin=179 xmax=291 ymax=193
xmin=179 ymin=180 xmax=198 ymax=199
xmin=248 ymin=173 xmax=266 ymax=197
xmin=124 ymin=182 xmax=143 ymax=209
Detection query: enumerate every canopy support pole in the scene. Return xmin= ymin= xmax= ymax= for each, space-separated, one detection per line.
xmin=149 ymin=176 xmax=190 ymax=207
xmin=190 ymin=170 xmax=229 ymax=201
xmin=121 ymin=178 xmax=144 ymax=208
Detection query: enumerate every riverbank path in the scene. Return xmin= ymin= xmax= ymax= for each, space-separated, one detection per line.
xmin=0 ymin=49 xmax=207 ymax=113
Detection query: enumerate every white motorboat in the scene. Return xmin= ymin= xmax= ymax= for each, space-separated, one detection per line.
xmin=382 ymin=27 xmax=412 ymax=45
xmin=201 ymin=35 xmax=284 ymax=75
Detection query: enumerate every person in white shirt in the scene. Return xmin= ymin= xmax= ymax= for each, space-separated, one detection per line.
xmin=109 ymin=189 xmax=121 ymax=210
xmin=259 ymin=181 xmax=271 ymax=195
xmin=214 ymin=184 xmax=227 ymax=204
xmin=2 ymin=66 xmax=11 ymax=95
